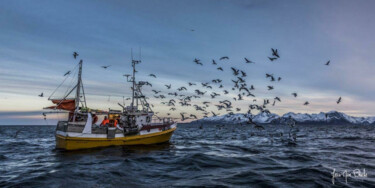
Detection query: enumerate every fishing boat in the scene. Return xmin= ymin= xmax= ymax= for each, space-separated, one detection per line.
xmin=46 ymin=58 xmax=177 ymax=150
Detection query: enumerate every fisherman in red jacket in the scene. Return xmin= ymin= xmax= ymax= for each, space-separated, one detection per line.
xmin=100 ymin=116 xmax=110 ymax=126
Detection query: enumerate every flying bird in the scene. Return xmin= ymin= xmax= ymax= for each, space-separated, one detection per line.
xmin=304 ymin=101 xmax=309 ymax=105
xmin=212 ymin=60 xmax=217 ymax=65
xmin=244 ymin=58 xmax=254 ymax=64
xmin=268 ymin=57 xmax=277 ymax=61
xmin=149 ymin=74 xmax=156 ymax=78
xmin=325 ymin=60 xmax=330 ymax=66
xmin=292 ymin=93 xmax=297 ymax=97
xmin=220 ymin=56 xmax=229 ymax=60
xmin=337 ymin=97 xmax=342 ymax=104
xmin=152 ymin=90 xmax=161 ymax=94
xmin=194 ymin=58 xmax=203 ymax=65
xmin=231 ymin=67 xmax=239 ymax=76
xmin=38 ymin=93 xmax=43 ymax=97
xmin=217 ymin=67 xmax=223 ymax=71
xmin=180 ymin=113 xmax=186 ymax=121
xmin=101 ymin=65 xmax=111 ymax=69
xmin=73 ymin=52 xmax=79 ymax=59
xmin=271 ymin=48 xmax=279 ymax=58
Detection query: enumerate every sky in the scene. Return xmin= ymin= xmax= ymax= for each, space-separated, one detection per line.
xmin=1 ymin=0 xmax=375 ymax=125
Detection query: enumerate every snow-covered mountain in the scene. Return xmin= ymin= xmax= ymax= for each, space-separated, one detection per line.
xmin=194 ymin=111 xmax=375 ymax=125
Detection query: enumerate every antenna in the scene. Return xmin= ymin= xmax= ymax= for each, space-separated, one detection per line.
xmin=131 ymin=48 xmax=133 ymax=61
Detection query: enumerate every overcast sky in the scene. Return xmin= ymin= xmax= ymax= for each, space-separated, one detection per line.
xmin=1 ymin=0 xmax=375 ymax=125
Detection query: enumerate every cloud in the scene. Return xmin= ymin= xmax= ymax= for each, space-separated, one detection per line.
xmin=0 ymin=0 xmax=374 ymax=124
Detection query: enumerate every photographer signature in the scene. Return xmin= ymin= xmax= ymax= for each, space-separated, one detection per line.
xmin=331 ymin=168 xmax=367 ymax=185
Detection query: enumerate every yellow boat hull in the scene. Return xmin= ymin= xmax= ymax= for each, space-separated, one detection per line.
xmin=55 ymin=127 xmax=176 ymax=150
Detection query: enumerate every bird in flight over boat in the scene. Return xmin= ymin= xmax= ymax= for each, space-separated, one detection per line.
xmin=244 ymin=58 xmax=254 ymax=64
xmin=271 ymin=48 xmax=280 ymax=58
xmin=337 ymin=97 xmax=342 ymax=104
xmin=73 ymin=52 xmax=79 ymax=59
xmin=268 ymin=57 xmax=277 ymax=61
xmin=220 ymin=56 xmax=229 ymax=60
xmin=38 ymin=92 xmax=43 ymax=97
xmin=101 ymin=65 xmax=111 ymax=69
xmin=194 ymin=58 xmax=203 ymax=65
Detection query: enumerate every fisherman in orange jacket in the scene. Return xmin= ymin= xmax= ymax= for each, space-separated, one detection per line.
xmin=100 ymin=116 xmax=110 ymax=126
xmin=114 ymin=119 xmax=118 ymax=127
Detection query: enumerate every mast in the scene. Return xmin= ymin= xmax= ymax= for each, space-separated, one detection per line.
xmin=73 ymin=60 xmax=83 ymax=122
xmin=131 ymin=58 xmax=136 ymax=110
xmin=125 ymin=49 xmax=151 ymax=113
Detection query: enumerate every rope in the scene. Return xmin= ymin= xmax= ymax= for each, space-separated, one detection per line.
xmin=48 ymin=63 xmax=79 ymax=100
xmin=62 ymin=67 xmax=78 ymax=98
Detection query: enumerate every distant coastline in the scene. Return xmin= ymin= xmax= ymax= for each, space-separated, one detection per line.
xmin=193 ymin=111 xmax=375 ymax=126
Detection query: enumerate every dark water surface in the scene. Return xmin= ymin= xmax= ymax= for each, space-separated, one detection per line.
xmin=1 ymin=124 xmax=375 ymax=187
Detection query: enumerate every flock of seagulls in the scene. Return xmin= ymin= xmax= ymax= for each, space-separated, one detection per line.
xmin=122 ymin=48 xmax=342 ymax=129
xmin=40 ymin=50 xmax=343 ymax=135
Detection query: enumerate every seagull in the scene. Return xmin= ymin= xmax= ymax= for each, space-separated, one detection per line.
xmin=304 ymin=101 xmax=309 ymax=105
xmin=220 ymin=56 xmax=229 ymax=60
xmin=101 ymin=65 xmax=111 ymax=69
xmin=212 ymin=60 xmax=217 ymax=65
xmin=165 ymin=84 xmax=171 ymax=89
xmin=38 ymin=93 xmax=43 ymax=97
xmin=190 ymin=114 xmax=197 ymax=119
xmin=231 ymin=67 xmax=239 ymax=76
xmin=268 ymin=57 xmax=277 ymax=61
xmin=337 ymin=97 xmax=342 ymax=104
xmin=152 ymin=90 xmax=161 ymax=94
xmin=278 ymin=77 xmax=281 ymax=81
xmin=292 ymin=93 xmax=297 ymax=97
xmin=180 ymin=113 xmax=186 ymax=121
xmin=149 ymin=74 xmax=156 ymax=78
xmin=64 ymin=71 xmax=71 ymax=76
xmin=73 ymin=52 xmax=79 ymax=59
xmin=267 ymin=86 xmax=274 ymax=90
xmin=266 ymin=73 xmax=273 ymax=78
xmin=325 ymin=60 xmax=330 ymax=66
xmin=217 ymin=67 xmax=223 ymax=71
xmin=244 ymin=58 xmax=254 ymax=64
xmin=194 ymin=58 xmax=203 ymax=65
xmin=271 ymin=48 xmax=279 ymax=58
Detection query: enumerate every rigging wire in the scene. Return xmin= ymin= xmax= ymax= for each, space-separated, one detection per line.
xmin=48 ymin=63 xmax=79 ymax=99
xmin=61 ymin=66 xmax=78 ymax=99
